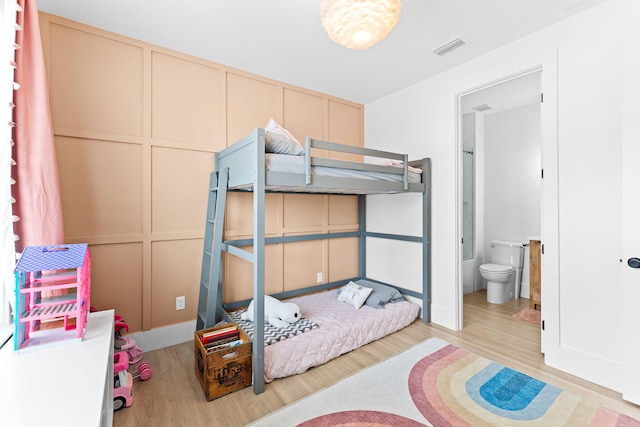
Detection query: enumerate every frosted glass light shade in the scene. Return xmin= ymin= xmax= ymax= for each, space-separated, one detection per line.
xmin=320 ymin=0 xmax=401 ymax=51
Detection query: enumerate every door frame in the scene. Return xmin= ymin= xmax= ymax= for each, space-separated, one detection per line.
xmin=454 ymin=64 xmax=551 ymax=336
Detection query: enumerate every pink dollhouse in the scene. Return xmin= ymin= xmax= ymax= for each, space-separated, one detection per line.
xmin=13 ymin=243 xmax=91 ymax=351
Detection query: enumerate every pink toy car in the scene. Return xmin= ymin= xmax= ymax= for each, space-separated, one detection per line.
xmin=113 ymin=351 xmax=134 ymax=411
xmin=113 ymin=370 xmax=134 ymax=411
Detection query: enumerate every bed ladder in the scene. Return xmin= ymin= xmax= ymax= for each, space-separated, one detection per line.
xmin=196 ymin=168 xmax=229 ymax=331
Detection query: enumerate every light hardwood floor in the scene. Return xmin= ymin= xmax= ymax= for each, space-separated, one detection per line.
xmin=114 ymin=291 xmax=640 ymax=426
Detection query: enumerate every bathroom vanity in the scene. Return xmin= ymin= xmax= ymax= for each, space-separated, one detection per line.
xmin=529 ymin=239 xmax=542 ymax=310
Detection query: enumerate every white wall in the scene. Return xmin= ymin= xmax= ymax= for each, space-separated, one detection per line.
xmin=365 ymin=0 xmax=635 ymax=393
xmin=484 ymin=103 xmax=541 ymax=252
xmin=483 ymin=103 xmax=541 ymax=297
xmin=365 ymin=34 xmax=552 ymax=332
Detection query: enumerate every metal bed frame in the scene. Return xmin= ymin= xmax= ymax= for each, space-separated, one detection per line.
xmin=196 ymin=128 xmax=431 ymax=394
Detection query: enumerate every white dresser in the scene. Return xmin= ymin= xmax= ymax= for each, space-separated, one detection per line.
xmin=0 ymin=310 xmax=114 ymax=427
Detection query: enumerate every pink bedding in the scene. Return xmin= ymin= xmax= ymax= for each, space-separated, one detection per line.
xmin=263 ymin=289 xmax=420 ymax=382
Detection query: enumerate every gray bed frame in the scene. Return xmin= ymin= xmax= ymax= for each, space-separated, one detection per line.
xmin=196 ymin=128 xmax=431 ymax=394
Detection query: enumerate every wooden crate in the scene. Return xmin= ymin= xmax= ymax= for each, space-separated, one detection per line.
xmin=194 ymin=324 xmax=252 ymax=401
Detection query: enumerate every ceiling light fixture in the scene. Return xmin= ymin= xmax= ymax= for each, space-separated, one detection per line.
xmin=320 ymin=0 xmax=402 ymax=51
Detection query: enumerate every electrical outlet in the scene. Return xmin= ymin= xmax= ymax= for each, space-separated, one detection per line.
xmin=317 ymin=272 xmax=323 ymax=283
xmin=176 ymin=296 xmax=186 ymax=310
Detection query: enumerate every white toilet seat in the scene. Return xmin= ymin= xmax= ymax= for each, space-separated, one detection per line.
xmin=480 ymin=263 xmax=513 ymax=274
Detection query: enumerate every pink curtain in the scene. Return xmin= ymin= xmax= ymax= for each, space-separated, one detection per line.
xmin=12 ymin=0 xmax=64 ymax=252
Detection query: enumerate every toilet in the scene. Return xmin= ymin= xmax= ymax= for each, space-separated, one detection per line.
xmin=479 ymin=240 xmax=525 ymax=304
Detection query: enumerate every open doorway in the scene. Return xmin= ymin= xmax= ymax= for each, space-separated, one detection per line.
xmin=456 ymin=69 xmax=542 ymax=334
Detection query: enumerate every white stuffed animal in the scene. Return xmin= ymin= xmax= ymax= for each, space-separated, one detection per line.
xmin=241 ymin=295 xmax=301 ymax=329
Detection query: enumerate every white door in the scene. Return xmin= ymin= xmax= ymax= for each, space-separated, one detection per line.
xmin=621 ymin=1 xmax=640 ymax=403
xmin=542 ymin=0 xmax=640 ymax=395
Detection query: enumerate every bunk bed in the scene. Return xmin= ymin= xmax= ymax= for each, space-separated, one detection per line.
xmin=196 ymin=127 xmax=431 ymax=394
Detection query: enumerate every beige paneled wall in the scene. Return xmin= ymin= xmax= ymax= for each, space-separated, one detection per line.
xmin=224 ymin=194 xmax=360 ymax=301
xmin=150 ymin=52 xmax=223 ymax=146
xmin=226 ymin=74 xmax=279 ymax=145
xmin=39 ymin=12 xmax=363 ymax=332
xmin=47 ymin=23 xmax=145 ymax=138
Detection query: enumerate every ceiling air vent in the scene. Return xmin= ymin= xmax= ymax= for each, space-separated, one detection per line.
xmin=433 ymin=37 xmax=466 ymax=56
xmin=472 ymin=104 xmax=493 ymax=112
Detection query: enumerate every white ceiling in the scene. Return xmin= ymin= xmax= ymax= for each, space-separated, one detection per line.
xmin=35 ymin=0 xmax=608 ymax=105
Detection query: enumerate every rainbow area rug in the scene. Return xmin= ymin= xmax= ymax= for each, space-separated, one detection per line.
xmin=249 ymin=338 xmax=640 ymax=427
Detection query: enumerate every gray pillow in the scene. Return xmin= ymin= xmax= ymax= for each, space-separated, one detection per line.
xmin=337 ymin=279 xmax=404 ymax=308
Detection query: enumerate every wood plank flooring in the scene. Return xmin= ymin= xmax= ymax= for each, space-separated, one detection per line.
xmin=114 ymin=291 xmax=640 ymax=426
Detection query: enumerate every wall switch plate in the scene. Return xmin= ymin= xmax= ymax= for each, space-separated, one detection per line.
xmin=176 ymin=296 xmax=186 ymax=310
xmin=317 ymin=272 xmax=323 ymax=283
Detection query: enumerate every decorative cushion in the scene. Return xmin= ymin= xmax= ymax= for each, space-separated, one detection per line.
xmin=355 ymin=279 xmax=404 ymax=308
xmin=337 ymin=279 xmax=404 ymax=308
xmin=337 ymin=281 xmax=373 ymax=310
xmin=264 ymin=118 xmax=304 ymax=155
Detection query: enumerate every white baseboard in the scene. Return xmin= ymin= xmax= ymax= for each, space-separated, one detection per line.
xmin=126 ymin=319 xmax=196 ymax=352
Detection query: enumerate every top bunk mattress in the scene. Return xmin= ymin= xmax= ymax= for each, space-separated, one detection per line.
xmin=265 ymin=153 xmax=422 ymax=184
xmin=216 ymin=129 xmax=429 ymax=194
xmin=259 ymin=289 xmax=420 ymax=382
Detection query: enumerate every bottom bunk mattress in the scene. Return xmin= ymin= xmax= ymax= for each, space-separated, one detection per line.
xmin=257 ymin=289 xmax=420 ymax=382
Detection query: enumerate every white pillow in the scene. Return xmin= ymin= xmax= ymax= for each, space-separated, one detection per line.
xmin=337 ymin=281 xmax=373 ymax=310
xmin=264 ymin=118 xmax=304 ymax=155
